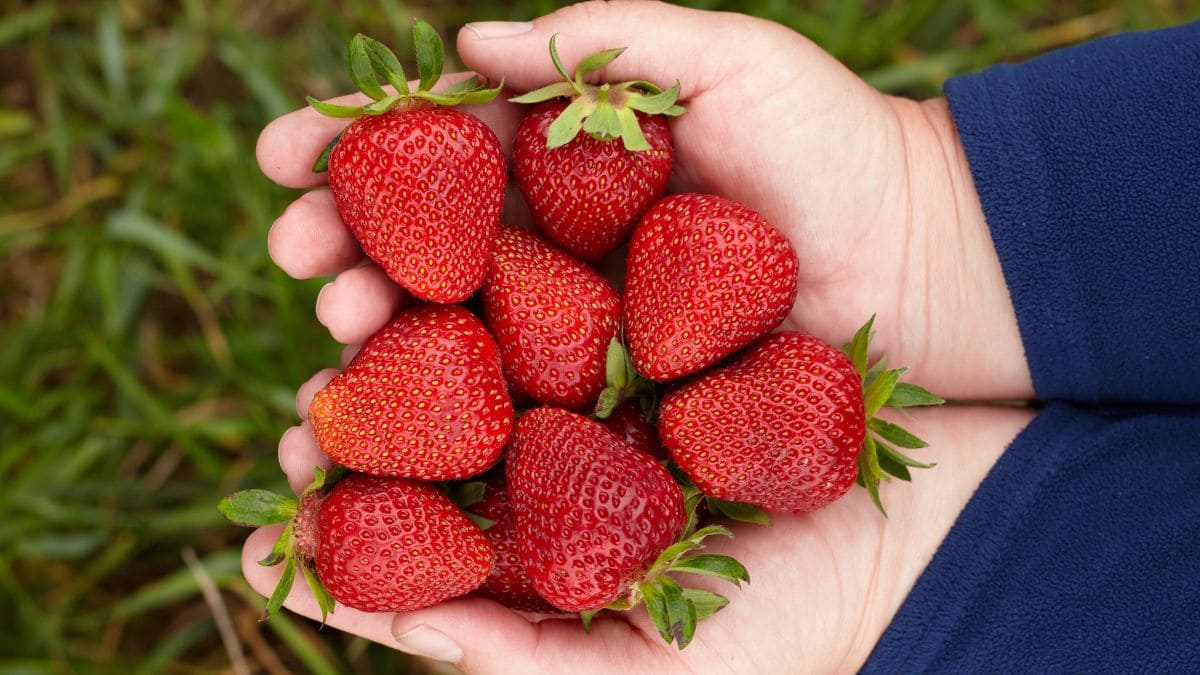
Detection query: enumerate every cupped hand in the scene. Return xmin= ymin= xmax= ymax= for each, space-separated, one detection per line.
xmin=249 ymin=1 xmax=1038 ymax=671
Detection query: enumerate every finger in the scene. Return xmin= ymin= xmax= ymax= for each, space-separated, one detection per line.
xmin=256 ymin=74 xmax=525 ymax=189
xmin=316 ymin=265 xmax=411 ymax=345
xmin=458 ymin=2 xmax=784 ymax=96
xmin=278 ymin=422 xmax=331 ymax=495
xmin=241 ymin=526 xmax=399 ymax=646
xmin=295 ymin=368 xmax=338 ymax=419
xmin=391 ymin=598 xmax=670 ymax=674
xmin=268 ymin=190 xmax=363 ymax=279
xmin=340 ymin=344 xmax=363 ymax=368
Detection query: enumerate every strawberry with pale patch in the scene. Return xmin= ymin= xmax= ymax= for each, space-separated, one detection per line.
xmin=220 ymin=469 xmax=493 ymax=618
xmin=658 ymin=318 xmax=944 ymax=515
xmin=510 ymin=37 xmax=679 ymax=261
xmin=309 ymin=304 xmax=513 ymax=480
xmin=624 ymin=193 xmax=799 ymax=381
xmin=482 ymin=225 xmax=620 ymax=411
xmin=310 ymin=23 xmax=506 ymax=303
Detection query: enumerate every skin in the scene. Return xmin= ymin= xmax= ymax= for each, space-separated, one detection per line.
xmin=245 ymin=2 xmax=1039 ymax=671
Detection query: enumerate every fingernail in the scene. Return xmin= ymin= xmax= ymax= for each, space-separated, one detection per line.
xmin=394 ymin=624 xmax=463 ymax=663
xmin=464 ymin=21 xmax=533 ymax=40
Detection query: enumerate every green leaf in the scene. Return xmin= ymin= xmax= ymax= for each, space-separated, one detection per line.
xmin=548 ymin=34 xmax=570 ymax=83
xmin=582 ymin=101 xmax=622 ymax=140
xmin=875 ymin=437 xmax=935 ymax=469
xmin=875 ymin=445 xmax=913 ymax=481
xmin=870 ymin=418 xmax=929 ymax=449
xmin=574 ymin=48 xmax=626 ymax=82
xmin=594 ymin=387 xmax=620 ymax=419
xmin=311 ymin=129 xmax=344 ymax=173
xmin=863 ymin=368 xmax=901 ymax=417
xmin=362 ymin=36 xmax=409 ymax=95
xmin=580 ymin=610 xmax=598 ymax=632
xmin=887 ymin=382 xmax=945 ymax=407
xmin=663 ymin=104 xmax=686 ymax=116
xmin=362 ymin=94 xmax=402 ymax=114
xmin=301 ymin=564 xmax=335 ymax=624
xmin=681 ymin=588 xmax=729 ymax=621
xmin=658 ymin=577 xmax=696 ymax=649
xmin=412 ymin=20 xmax=444 ymax=91
xmin=509 ymin=81 xmax=579 ymax=103
xmin=682 ymin=490 xmax=705 ymax=538
xmin=458 ymin=80 xmax=504 ymax=105
xmin=670 ymin=554 xmax=750 ymax=586
xmin=443 ymin=75 xmax=482 ymax=94
xmin=546 ymin=96 xmax=592 ymax=148
xmin=616 ymin=106 xmax=651 ymax=152
xmin=639 ymin=582 xmax=671 ymax=642
xmin=651 ymin=539 xmax=702 ymax=571
xmin=624 ymin=81 xmax=682 ymax=115
xmin=466 ymin=512 xmax=497 ymax=531
xmin=858 ymin=435 xmax=887 ymax=517
xmin=450 ymin=481 xmax=487 ymax=507
xmin=844 ymin=315 xmax=875 ymax=377
xmin=706 ymin=497 xmax=771 ymax=526
xmin=688 ymin=524 xmax=734 ymax=544
xmin=262 ymin=556 xmax=297 ymax=620
xmin=605 ymin=339 xmax=629 ymax=390
xmin=306 ymin=96 xmax=364 ymax=119
xmin=347 ymin=34 xmax=387 ymax=101
xmin=218 ymin=490 xmax=297 ymax=527
xmin=259 ymin=523 xmax=292 ymax=567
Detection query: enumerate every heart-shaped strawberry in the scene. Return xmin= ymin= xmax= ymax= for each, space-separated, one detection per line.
xmin=623 ymin=193 xmax=799 ymax=381
xmin=309 ymin=304 xmax=513 ymax=480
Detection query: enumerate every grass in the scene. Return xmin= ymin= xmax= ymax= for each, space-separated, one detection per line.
xmin=1 ymin=0 xmax=1195 ymax=672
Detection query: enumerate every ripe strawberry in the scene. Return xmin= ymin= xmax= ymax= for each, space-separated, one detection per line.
xmin=510 ymin=37 xmax=681 ymax=260
xmin=624 ymin=193 xmax=799 ymax=381
xmin=507 ymin=407 xmax=748 ymax=648
xmin=658 ymin=319 xmax=943 ymax=515
xmin=309 ymin=25 xmax=505 ymax=303
xmin=481 ymin=225 xmax=620 ymax=411
xmin=309 ymin=304 xmax=513 ymax=480
xmin=601 ymin=400 xmax=667 ymax=461
xmin=220 ymin=469 xmax=493 ymax=618
xmin=470 ymin=477 xmax=559 ymax=613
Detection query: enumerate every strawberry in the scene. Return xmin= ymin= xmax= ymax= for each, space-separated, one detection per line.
xmin=510 ymin=37 xmax=680 ymax=261
xmin=481 ymin=225 xmax=620 ymax=411
xmin=507 ymin=407 xmax=748 ymax=648
xmin=469 ymin=476 xmax=559 ymax=613
xmin=219 ymin=468 xmax=493 ymax=617
xmin=658 ymin=318 xmax=943 ymax=515
xmin=601 ymin=400 xmax=667 ymax=461
xmin=309 ymin=24 xmax=505 ymax=303
xmin=309 ymin=304 xmax=513 ymax=480
xmin=624 ymin=193 xmax=799 ymax=381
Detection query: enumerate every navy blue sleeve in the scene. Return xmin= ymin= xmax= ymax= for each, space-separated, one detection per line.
xmin=863 ymin=403 xmax=1200 ymax=673
xmin=943 ymin=20 xmax=1200 ymax=405
xmin=864 ymin=23 xmax=1200 ymax=673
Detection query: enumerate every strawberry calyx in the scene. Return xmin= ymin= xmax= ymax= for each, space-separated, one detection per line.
xmin=583 ymin=524 xmax=747 ymax=650
xmin=843 ymin=316 xmax=945 ymax=516
xmin=307 ymin=20 xmax=503 ymax=171
xmin=509 ymin=35 xmax=685 ymax=152
xmin=217 ymin=466 xmax=345 ymax=623
xmin=594 ymin=338 xmax=657 ymax=421
xmin=440 ymin=479 xmax=498 ymax=531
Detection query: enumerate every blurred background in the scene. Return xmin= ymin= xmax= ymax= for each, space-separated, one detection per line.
xmin=1 ymin=0 xmax=1196 ymax=672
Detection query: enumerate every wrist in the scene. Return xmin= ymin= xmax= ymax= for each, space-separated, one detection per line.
xmin=881 ymin=96 xmax=1033 ymax=401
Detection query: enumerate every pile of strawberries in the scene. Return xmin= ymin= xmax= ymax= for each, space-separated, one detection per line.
xmin=221 ymin=22 xmax=941 ymax=649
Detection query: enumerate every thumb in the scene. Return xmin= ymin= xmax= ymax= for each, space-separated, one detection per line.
xmin=456 ymin=1 xmax=787 ymax=96
xmin=391 ymin=599 xmax=674 ymax=674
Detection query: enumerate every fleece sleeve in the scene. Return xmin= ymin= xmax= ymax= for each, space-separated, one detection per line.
xmin=943 ymin=20 xmax=1200 ymax=405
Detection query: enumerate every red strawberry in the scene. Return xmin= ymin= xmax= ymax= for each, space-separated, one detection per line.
xmin=310 ymin=26 xmax=506 ymax=303
xmin=658 ymin=319 xmax=943 ymax=515
xmin=624 ymin=193 xmax=799 ymax=381
xmin=601 ymin=401 xmax=667 ymax=461
xmin=514 ymin=101 xmax=672 ymax=260
xmin=470 ymin=477 xmax=559 ymax=613
xmin=482 ymin=225 xmax=620 ymax=410
xmin=220 ymin=469 xmax=493 ymax=617
xmin=506 ymin=408 xmax=748 ymax=648
xmin=510 ymin=37 xmax=681 ymax=261
xmin=309 ymin=304 xmax=513 ymax=480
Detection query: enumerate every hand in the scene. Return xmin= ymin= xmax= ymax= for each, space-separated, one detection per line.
xmin=246 ymin=1 xmax=1037 ymax=672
